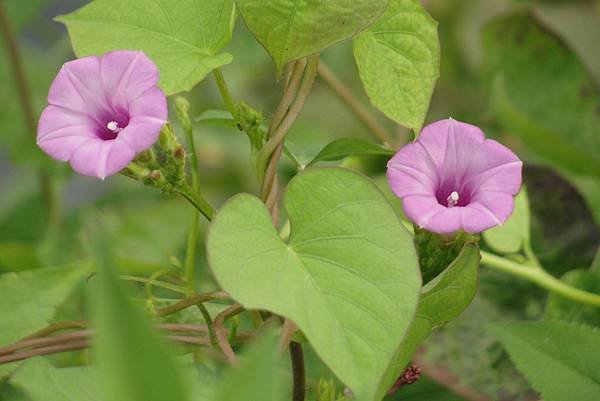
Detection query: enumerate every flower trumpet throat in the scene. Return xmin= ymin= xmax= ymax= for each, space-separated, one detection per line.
xmin=387 ymin=118 xmax=522 ymax=234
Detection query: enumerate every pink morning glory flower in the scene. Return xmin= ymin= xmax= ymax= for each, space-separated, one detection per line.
xmin=387 ymin=118 xmax=522 ymax=234
xmin=37 ymin=50 xmax=167 ymax=179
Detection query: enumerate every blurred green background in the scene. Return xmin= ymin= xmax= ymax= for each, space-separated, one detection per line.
xmin=1 ymin=0 xmax=599 ymax=400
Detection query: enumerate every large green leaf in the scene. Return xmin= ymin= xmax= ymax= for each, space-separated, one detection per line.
xmin=484 ymin=13 xmax=600 ymax=179
xmin=89 ymin=222 xmax=188 ymax=401
xmin=490 ymin=321 xmax=600 ymax=401
xmin=483 ymin=187 xmax=530 ymax=255
xmin=385 ymin=244 xmax=480 ymax=389
xmin=0 ymin=263 xmax=90 ymax=346
xmin=207 ymin=167 xmax=420 ymax=401
xmin=57 ymin=0 xmax=236 ymax=95
xmin=10 ymin=358 xmax=102 ymax=401
xmin=353 ymin=0 xmax=440 ymax=132
xmin=236 ymin=0 xmax=388 ymax=75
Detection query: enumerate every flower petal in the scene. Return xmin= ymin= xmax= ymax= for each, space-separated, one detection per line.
xmin=464 ymin=140 xmax=522 ymax=195
xmin=100 ymin=50 xmax=160 ymax=111
xmin=47 ymin=56 xmax=110 ymax=123
xmin=387 ymin=142 xmax=438 ymax=198
xmin=69 ymin=139 xmax=109 ymax=178
xmin=37 ymin=105 xmax=98 ymax=161
xmin=418 ymin=118 xmax=485 ymax=173
xmin=470 ymin=191 xmax=516 ymax=226
xmin=118 ymin=118 xmax=165 ymax=153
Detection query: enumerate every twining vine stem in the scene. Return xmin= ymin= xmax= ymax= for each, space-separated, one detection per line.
xmin=261 ymin=55 xmax=319 ymax=227
xmin=0 ymin=3 xmax=58 ymax=225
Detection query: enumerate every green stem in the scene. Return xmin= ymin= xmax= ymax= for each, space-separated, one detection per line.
xmin=179 ymin=101 xmax=201 ymax=289
xmin=175 ymin=183 xmax=215 ymax=221
xmin=213 ymin=68 xmax=237 ymax=118
xmin=481 ymin=251 xmax=600 ymax=307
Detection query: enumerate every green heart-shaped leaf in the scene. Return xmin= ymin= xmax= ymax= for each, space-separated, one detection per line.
xmin=207 ymin=167 xmax=420 ymax=401
xmin=237 ymin=0 xmax=389 ymax=75
xmin=353 ymin=0 xmax=440 ymax=132
xmin=57 ymin=0 xmax=236 ymax=95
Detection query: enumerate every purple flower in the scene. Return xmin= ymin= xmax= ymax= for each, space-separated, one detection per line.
xmin=37 ymin=50 xmax=167 ymax=179
xmin=387 ymin=118 xmax=522 ymax=234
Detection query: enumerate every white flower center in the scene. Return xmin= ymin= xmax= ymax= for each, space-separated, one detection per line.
xmin=106 ymin=121 xmax=122 ymax=133
xmin=447 ymin=191 xmax=459 ymax=208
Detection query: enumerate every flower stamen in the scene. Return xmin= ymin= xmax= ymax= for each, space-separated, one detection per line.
xmin=447 ymin=191 xmax=459 ymax=208
xmin=106 ymin=121 xmax=122 ymax=133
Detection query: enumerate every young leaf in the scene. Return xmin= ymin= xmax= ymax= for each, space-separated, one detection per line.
xmin=10 ymin=358 xmax=102 ymax=401
xmin=236 ymin=0 xmax=388 ymax=75
xmin=483 ymin=187 xmax=530 ymax=254
xmin=57 ymin=0 xmax=236 ymax=95
xmin=207 ymin=167 xmax=421 ymax=401
xmin=484 ymin=13 xmax=600 ymax=179
xmin=88 ymin=221 xmax=189 ymax=401
xmin=0 ymin=262 xmax=90 ymax=346
xmin=384 ymin=244 xmax=480 ymax=391
xmin=353 ymin=0 xmax=440 ymax=132
xmin=306 ymin=137 xmax=394 ymax=167
xmin=490 ymin=321 xmax=600 ymax=401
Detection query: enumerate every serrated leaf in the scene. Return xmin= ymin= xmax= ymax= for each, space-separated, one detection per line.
xmin=483 ymin=187 xmax=530 ymax=254
xmin=237 ymin=0 xmax=388 ymax=75
xmin=88 ymin=221 xmax=188 ymax=401
xmin=384 ymin=244 xmax=480 ymax=390
xmin=10 ymin=358 xmax=102 ymax=401
xmin=207 ymin=167 xmax=421 ymax=401
xmin=353 ymin=0 xmax=440 ymax=132
xmin=57 ymin=0 xmax=236 ymax=95
xmin=484 ymin=13 xmax=600 ymax=179
xmin=490 ymin=321 xmax=600 ymax=401
xmin=306 ymin=137 xmax=394 ymax=167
